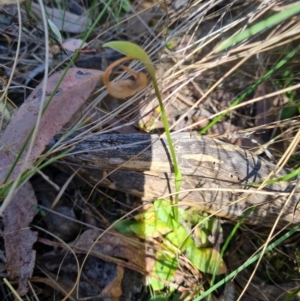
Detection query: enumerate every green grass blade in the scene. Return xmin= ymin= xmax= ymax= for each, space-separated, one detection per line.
xmin=246 ymin=165 xmax=300 ymax=187
xmin=208 ymin=207 xmax=256 ymax=301
xmin=193 ymin=224 xmax=300 ymax=301
xmin=282 ymin=285 xmax=300 ymax=301
xmin=0 ymin=148 xmax=70 ymax=198
xmin=200 ymin=44 xmax=300 ymax=135
xmin=215 ymin=3 xmax=300 ymax=52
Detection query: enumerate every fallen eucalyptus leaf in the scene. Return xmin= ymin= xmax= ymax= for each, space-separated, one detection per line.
xmin=0 ymin=68 xmax=103 ymax=182
xmin=3 ymin=181 xmax=38 ymax=295
xmin=31 ymin=2 xmax=91 ymax=33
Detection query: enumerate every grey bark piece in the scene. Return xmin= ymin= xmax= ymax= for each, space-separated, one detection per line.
xmin=55 ymin=132 xmax=300 ymax=228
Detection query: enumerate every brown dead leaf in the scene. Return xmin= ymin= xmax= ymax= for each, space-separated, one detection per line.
xmin=103 ymin=56 xmax=148 ymax=99
xmin=0 ymin=68 xmax=103 ymax=182
xmin=3 ymin=181 xmax=38 ymax=295
xmin=31 ymin=3 xmax=91 ymax=33
xmin=72 ymin=229 xmax=146 ymax=271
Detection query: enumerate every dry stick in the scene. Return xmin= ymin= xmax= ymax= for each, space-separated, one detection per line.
xmin=57 ymin=132 xmax=300 ymax=228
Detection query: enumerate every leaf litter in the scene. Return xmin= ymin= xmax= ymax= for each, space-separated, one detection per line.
xmin=0 ymin=68 xmax=103 ymax=182
xmin=3 ymin=1 xmax=300 ymax=298
xmin=0 ymin=67 xmax=103 ymax=295
xmin=0 ymin=54 xmax=150 ymax=296
xmin=31 ymin=2 xmax=91 ymax=34
xmin=0 ymin=36 xmax=226 ymax=300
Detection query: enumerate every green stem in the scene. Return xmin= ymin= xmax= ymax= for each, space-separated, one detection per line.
xmin=152 ymin=78 xmax=182 ymax=222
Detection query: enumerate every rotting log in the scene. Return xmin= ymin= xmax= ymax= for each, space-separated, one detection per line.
xmin=52 ymin=132 xmax=300 ymax=228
